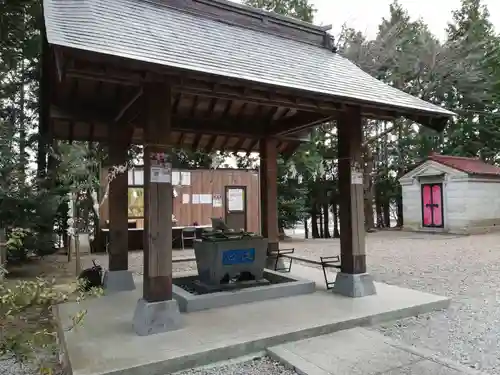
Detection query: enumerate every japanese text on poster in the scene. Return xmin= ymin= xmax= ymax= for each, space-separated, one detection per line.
xmin=149 ymin=152 xmax=172 ymax=184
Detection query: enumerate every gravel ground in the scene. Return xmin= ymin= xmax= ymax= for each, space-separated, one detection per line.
xmin=0 ymin=356 xmax=62 ymax=375
xmin=289 ymin=231 xmax=500 ymax=374
xmin=0 ymin=359 xmax=32 ymax=375
xmin=90 ymin=249 xmax=198 ymax=275
xmin=85 ymin=231 xmax=500 ymax=374
xmin=171 ymin=356 xmax=296 ymax=375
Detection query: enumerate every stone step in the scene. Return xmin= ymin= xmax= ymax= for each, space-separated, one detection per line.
xmin=267 ymin=328 xmax=489 ymax=375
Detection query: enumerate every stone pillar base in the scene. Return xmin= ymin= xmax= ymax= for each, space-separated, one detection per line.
xmin=332 ymin=272 xmax=376 ymax=298
xmin=103 ymin=270 xmax=136 ymax=293
xmin=133 ymin=298 xmax=183 ymax=336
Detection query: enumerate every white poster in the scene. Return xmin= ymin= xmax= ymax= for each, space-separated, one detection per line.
xmin=192 ymin=194 xmax=200 ymax=204
xmin=172 ymin=171 xmax=180 ymax=186
xmin=227 ymin=188 xmax=244 ymax=211
xmin=351 ymin=168 xmax=363 ymax=185
xmin=181 ymin=171 xmax=191 ymax=186
xmin=199 ymin=194 xmax=212 ymax=204
xmin=149 ymin=153 xmax=172 ymax=184
xmin=213 ymin=194 xmax=222 ymax=208
xmin=182 ymin=193 xmax=190 ymax=204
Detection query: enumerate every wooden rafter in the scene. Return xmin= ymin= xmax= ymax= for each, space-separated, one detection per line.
xmin=172 ymin=93 xmax=181 ymax=114
xmin=115 ymin=88 xmax=143 ymax=123
xmin=207 ymin=97 xmax=218 ymax=116
xmin=221 ymin=100 xmax=232 ymax=118
xmin=219 ymin=135 xmax=229 ymax=151
xmin=50 ymin=101 xmax=323 ymax=141
xmin=192 ymin=133 xmax=203 ymax=150
xmin=190 ymin=95 xmax=199 ymax=117
xmin=233 ymin=138 xmax=246 ymax=152
xmin=246 ymin=139 xmax=259 ymax=155
xmin=63 ymin=59 xmax=340 ymax=113
xmin=177 ymin=132 xmax=185 ymax=146
xmin=204 ymin=135 xmax=217 ymax=153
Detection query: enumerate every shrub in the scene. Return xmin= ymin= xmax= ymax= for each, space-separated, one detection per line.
xmin=0 ymin=265 xmax=102 ymax=374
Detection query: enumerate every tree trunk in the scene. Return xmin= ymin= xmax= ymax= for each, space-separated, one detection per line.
xmin=311 ymin=205 xmax=320 ymax=238
xmin=304 ymin=217 xmax=309 ymax=239
xmin=318 ymin=205 xmax=324 ymax=238
xmin=383 ymin=202 xmax=391 ymax=228
xmin=19 ymin=56 xmax=27 ymax=183
xmin=363 ymin=147 xmax=375 ymax=231
xmin=322 ymin=203 xmax=330 ymax=238
xmin=396 ymin=184 xmax=404 ymax=227
xmin=332 ymin=201 xmax=340 ymax=238
xmin=278 ymin=223 xmax=286 ymax=240
xmin=375 ymin=190 xmax=384 ymax=228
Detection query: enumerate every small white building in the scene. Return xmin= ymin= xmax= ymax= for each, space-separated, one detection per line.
xmin=400 ymin=154 xmax=500 ymax=235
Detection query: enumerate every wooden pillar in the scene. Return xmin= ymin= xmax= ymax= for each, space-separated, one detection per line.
xmin=259 ymin=138 xmax=279 ymax=251
xmin=108 ymin=138 xmax=129 ymax=271
xmin=142 ymin=83 xmax=173 ymax=303
xmin=337 ymin=106 xmax=366 ymax=274
xmin=334 ymin=106 xmax=376 ymax=297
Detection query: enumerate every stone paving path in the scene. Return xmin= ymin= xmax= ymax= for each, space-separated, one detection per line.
xmin=268 ymin=327 xmax=489 ymax=375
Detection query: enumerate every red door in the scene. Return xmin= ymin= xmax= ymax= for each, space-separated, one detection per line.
xmin=421 ymin=183 xmax=444 ymax=228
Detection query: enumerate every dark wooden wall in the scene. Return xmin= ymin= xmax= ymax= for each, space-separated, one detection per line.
xmin=100 ymin=168 xmax=261 ymax=233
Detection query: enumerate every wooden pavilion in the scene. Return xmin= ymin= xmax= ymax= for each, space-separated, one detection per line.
xmin=40 ymin=0 xmax=454 ymax=334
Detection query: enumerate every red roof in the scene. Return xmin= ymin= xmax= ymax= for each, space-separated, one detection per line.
xmin=428 ymin=153 xmax=500 ymax=176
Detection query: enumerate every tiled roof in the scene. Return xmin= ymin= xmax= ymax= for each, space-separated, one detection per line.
xmin=429 ymin=154 xmax=500 ymax=176
xmin=43 ymin=0 xmax=455 ymax=129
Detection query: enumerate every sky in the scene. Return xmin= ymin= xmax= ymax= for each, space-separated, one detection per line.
xmin=309 ymin=0 xmax=500 ymax=41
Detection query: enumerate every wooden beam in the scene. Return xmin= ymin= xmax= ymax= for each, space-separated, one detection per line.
xmin=272 ymin=113 xmax=333 ymax=136
xmin=337 ymin=106 xmax=366 ymax=275
xmin=143 ymin=83 xmax=173 ymax=303
xmin=259 ymin=138 xmax=279 ymax=251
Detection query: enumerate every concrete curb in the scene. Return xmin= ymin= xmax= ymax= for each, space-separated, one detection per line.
xmin=52 ymin=304 xmax=73 ymax=375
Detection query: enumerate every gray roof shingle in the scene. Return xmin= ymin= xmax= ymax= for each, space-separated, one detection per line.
xmin=43 ymin=0 xmax=455 ymax=126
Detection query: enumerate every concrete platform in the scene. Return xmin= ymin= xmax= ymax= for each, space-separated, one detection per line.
xmin=56 ymin=267 xmax=450 ymax=375
xmin=268 ymin=327 xmax=488 ymax=375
